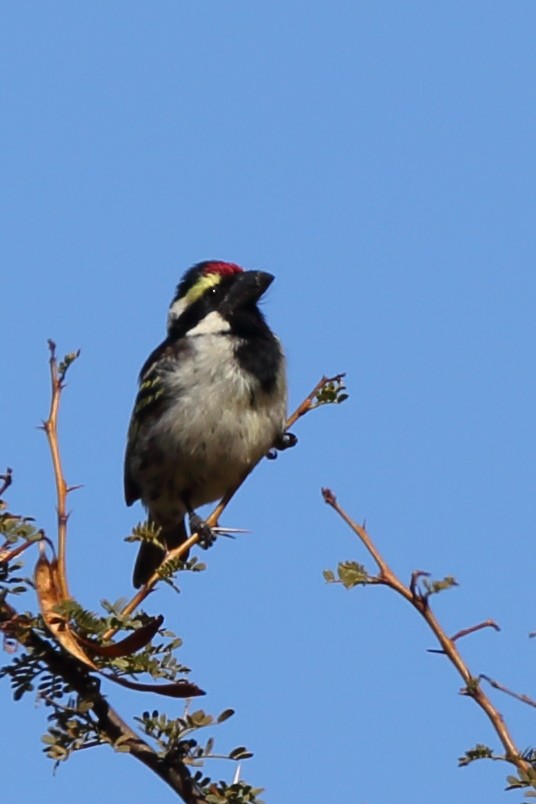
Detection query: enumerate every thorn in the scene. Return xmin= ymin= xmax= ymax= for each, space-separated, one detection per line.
xmin=232 ymin=764 xmax=241 ymax=785
xmin=66 ymin=484 xmax=84 ymax=494
xmin=324 ymin=371 xmax=346 ymax=383
xmin=210 ymin=526 xmax=251 ymax=541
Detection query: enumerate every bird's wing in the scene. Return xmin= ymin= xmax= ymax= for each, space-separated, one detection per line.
xmin=123 ymin=337 xmax=190 ymax=506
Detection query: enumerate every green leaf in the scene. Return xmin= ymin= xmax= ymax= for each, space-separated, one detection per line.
xmin=458 ymin=743 xmax=493 ymax=766
xmin=190 ymin=710 xmax=213 ymax=727
xmin=337 ymin=561 xmax=368 ymax=589
xmin=422 ymin=575 xmax=458 ymax=596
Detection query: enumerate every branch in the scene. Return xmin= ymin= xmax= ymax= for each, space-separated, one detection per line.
xmin=0 ymin=598 xmax=207 ymax=803
xmin=480 ymin=675 xmax=536 ymax=710
xmin=322 ymin=487 xmax=532 ymax=779
xmin=41 ymin=341 xmax=80 ymax=600
xmin=450 ymin=621 xmax=500 ymax=643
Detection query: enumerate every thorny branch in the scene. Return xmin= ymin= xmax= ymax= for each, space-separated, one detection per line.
xmin=1 ymin=343 xmax=211 ymax=802
xmin=321 ymin=487 xmax=533 ymax=781
xmin=2 ymin=351 xmax=345 ymax=801
xmin=41 ymin=341 xmax=80 ymax=600
xmin=0 ymin=598 xmax=206 ymax=804
xmin=4 ymin=345 xmax=317 ymax=804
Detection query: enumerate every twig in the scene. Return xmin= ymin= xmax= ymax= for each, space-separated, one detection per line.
xmin=409 ymin=570 xmax=431 ymax=600
xmin=41 ymin=341 xmax=79 ymax=601
xmin=322 ymin=487 xmax=532 ymax=778
xmin=0 ymin=597 xmax=207 ymax=803
xmin=0 ymin=467 xmax=13 ymax=498
xmin=284 ymin=372 xmax=346 ymax=428
xmin=480 ymin=675 xmax=536 ymax=710
xmin=104 ymin=375 xmax=344 ymax=636
xmin=0 ymin=536 xmax=42 ymax=565
xmin=451 ymin=621 xmax=501 ymax=643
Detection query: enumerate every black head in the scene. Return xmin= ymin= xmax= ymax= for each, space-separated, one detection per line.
xmin=167 ymin=260 xmax=274 ymax=337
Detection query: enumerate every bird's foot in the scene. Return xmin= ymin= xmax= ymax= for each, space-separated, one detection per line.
xmin=267 ymin=431 xmax=298 ymax=459
xmin=189 ymin=512 xmax=217 ymax=549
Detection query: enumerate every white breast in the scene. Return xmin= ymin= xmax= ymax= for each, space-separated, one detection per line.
xmin=148 ymin=322 xmax=287 ymax=510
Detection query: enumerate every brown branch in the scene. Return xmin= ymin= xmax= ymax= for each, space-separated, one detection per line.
xmin=0 ymin=537 xmax=41 ymax=565
xmin=42 ymin=341 xmax=71 ymax=600
xmin=2 ymin=344 xmax=207 ymax=800
xmin=284 ymin=372 xmax=346 ymax=428
xmin=104 ymin=375 xmax=343 ymax=637
xmin=451 ymin=620 xmax=501 ymax=643
xmin=322 ymin=487 xmax=532 ymax=779
xmin=480 ymin=675 xmax=536 ymax=710
xmin=0 ymin=597 xmax=207 ymax=803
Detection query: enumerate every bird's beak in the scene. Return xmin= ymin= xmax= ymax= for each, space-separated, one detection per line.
xmin=221 ymin=270 xmax=274 ymax=315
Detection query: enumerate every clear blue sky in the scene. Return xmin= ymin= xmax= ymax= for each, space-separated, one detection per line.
xmin=2 ymin=3 xmax=536 ymax=802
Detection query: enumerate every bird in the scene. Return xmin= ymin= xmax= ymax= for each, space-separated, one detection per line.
xmin=124 ymin=260 xmax=290 ymax=588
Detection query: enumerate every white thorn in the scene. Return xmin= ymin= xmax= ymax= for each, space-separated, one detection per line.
xmin=232 ymin=763 xmax=241 ymax=784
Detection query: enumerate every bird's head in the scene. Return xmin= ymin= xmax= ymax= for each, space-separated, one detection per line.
xmin=167 ymin=261 xmax=274 ymax=336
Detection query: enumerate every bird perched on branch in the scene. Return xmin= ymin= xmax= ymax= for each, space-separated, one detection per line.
xmin=124 ymin=260 xmax=291 ymax=587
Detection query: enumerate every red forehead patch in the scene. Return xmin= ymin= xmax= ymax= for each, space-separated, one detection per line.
xmin=202 ymin=261 xmax=244 ymax=277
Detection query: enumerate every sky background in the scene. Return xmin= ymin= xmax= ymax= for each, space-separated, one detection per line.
xmin=2 ymin=3 xmax=536 ymax=803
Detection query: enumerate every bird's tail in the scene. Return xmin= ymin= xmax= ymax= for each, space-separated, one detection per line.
xmin=132 ymin=518 xmax=189 ymax=588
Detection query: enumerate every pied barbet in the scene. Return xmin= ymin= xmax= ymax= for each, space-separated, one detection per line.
xmin=124 ymin=260 xmax=293 ymax=587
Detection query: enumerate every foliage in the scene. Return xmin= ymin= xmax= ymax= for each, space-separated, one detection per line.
xmin=0 ymin=494 xmax=260 ymax=801
xmin=323 ymin=561 xmax=369 ymax=589
xmin=322 ymin=489 xmax=536 ymax=801
xmin=313 ymin=375 xmax=348 ymax=407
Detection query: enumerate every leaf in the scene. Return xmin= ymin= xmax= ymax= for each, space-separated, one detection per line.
xmin=217 ymin=708 xmax=234 ymax=723
xmin=190 ymin=710 xmax=213 ymax=726
xmin=73 ymin=615 xmax=164 ymax=658
xmin=34 ymin=552 xmax=98 ymax=670
xmin=35 ymin=551 xmax=203 ymax=697
xmin=229 ymin=746 xmax=253 ymax=760
xmin=108 ymin=676 xmax=205 ymax=698
xmin=337 ymin=561 xmax=368 ymax=589
xmin=422 ymin=575 xmax=458 ymax=596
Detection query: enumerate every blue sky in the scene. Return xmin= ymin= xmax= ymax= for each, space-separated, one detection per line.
xmin=2 ymin=3 xmax=536 ymax=802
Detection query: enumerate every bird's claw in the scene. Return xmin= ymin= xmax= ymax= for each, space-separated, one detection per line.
xmin=273 ymin=431 xmax=298 ymax=451
xmin=189 ymin=512 xmax=217 ymax=549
